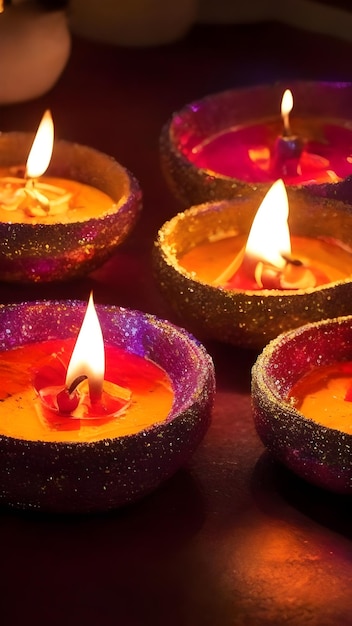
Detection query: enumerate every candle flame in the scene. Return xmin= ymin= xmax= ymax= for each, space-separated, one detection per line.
xmin=26 ymin=110 xmax=54 ymax=179
xmin=66 ymin=293 xmax=105 ymax=405
xmin=245 ymin=178 xmax=291 ymax=269
xmin=281 ymin=89 xmax=293 ymax=136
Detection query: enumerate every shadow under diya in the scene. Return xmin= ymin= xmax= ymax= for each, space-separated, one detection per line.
xmin=251 ymin=451 xmax=352 ymax=541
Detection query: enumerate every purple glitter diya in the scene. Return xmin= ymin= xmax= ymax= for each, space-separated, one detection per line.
xmin=0 ymin=132 xmax=142 ymax=283
xmin=0 ymin=301 xmax=215 ymax=513
xmin=153 ymin=188 xmax=352 ymax=349
xmin=252 ymin=315 xmax=352 ymax=494
xmin=160 ymin=81 xmax=352 ymax=206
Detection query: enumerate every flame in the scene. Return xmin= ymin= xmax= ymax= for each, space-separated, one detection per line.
xmin=26 ymin=110 xmax=54 ymax=179
xmin=65 ymin=293 xmax=105 ymax=404
xmin=281 ymin=89 xmax=293 ymax=136
xmin=245 ymin=179 xmax=291 ymax=269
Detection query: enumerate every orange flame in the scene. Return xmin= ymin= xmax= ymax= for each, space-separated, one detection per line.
xmin=26 ymin=110 xmax=54 ymax=179
xmin=245 ymin=178 xmax=291 ymax=268
xmin=65 ymin=293 xmax=105 ymax=404
xmin=281 ymin=89 xmax=293 ymax=136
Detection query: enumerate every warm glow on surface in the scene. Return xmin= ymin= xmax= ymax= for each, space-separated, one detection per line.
xmin=66 ymin=293 xmax=105 ymax=404
xmin=26 ymin=110 xmax=54 ymax=179
xmin=245 ymin=179 xmax=291 ymax=269
xmin=281 ymin=89 xmax=293 ymax=135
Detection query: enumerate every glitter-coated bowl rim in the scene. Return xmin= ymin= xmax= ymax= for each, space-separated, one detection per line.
xmin=0 ymin=132 xmax=142 ymax=283
xmin=153 ymin=190 xmax=352 ymax=349
xmin=0 ymin=301 xmax=215 ymax=513
xmin=160 ymin=80 xmax=352 ymax=206
xmin=252 ymin=315 xmax=352 ymax=493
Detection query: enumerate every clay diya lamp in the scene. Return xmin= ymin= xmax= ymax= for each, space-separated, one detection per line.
xmin=0 ymin=110 xmax=142 ymax=282
xmin=0 ymin=296 xmax=215 ymax=513
xmin=154 ymin=179 xmax=352 ymax=349
xmin=251 ymin=314 xmax=352 ymax=494
xmin=160 ymin=81 xmax=352 ymax=206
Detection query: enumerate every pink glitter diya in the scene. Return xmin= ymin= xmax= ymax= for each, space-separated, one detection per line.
xmin=0 ymin=130 xmax=142 ymax=282
xmin=0 ymin=301 xmax=214 ymax=513
xmin=160 ymin=81 xmax=352 ymax=206
xmin=252 ymin=315 xmax=352 ymax=494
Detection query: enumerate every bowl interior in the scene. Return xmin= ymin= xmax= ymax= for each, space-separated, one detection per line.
xmin=0 ymin=300 xmax=214 ymax=419
xmin=259 ymin=316 xmax=352 ymax=400
xmin=159 ymin=190 xmax=352 ymax=283
xmin=169 ymin=81 xmax=352 ymax=159
xmin=0 ymin=132 xmax=135 ymax=204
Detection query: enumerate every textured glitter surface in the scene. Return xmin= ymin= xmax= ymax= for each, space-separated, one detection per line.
xmin=252 ymin=315 xmax=352 ymax=493
xmin=153 ymin=191 xmax=352 ymax=349
xmin=160 ymin=81 xmax=352 ymax=206
xmin=0 ymin=133 xmax=142 ymax=282
xmin=0 ymin=301 xmax=215 ymax=513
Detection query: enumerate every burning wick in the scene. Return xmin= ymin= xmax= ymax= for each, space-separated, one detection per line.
xmin=270 ymin=89 xmax=303 ymax=178
xmin=0 ymin=110 xmax=73 ymax=217
xmin=56 ymin=374 xmax=88 ymax=414
xmin=213 ymin=179 xmax=328 ymax=291
xmin=65 ymin=291 xmax=105 ymax=406
xmin=281 ymin=89 xmax=293 ymax=137
xmin=26 ymin=109 xmax=54 ymax=181
xmin=37 ymin=293 xmax=132 ymax=419
xmin=22 ymin=109 xmax=55 ymax=214
xmin=252 ymin=255 xmax=317 ymax=290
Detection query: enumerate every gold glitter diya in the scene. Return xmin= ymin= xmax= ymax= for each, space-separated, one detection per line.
xmin=252 ymin=315 xmax=352 ymax=494
xmin=153 ymin=185 xmax=352 ymax=350
xmin=160 ymin=81 xmax=352 ymax=206
xmin=0 ymin=300 xmax=215 ymax=513
xmin=0 ymin=130 xmax=142 ymax=282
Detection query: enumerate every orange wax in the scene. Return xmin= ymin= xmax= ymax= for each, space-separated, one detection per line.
xmin=178 ymin=235 xmax=352 ymax=288
xmin=0 ymin=172 xmax=116 ymax=224
xmin=0 ymin=339 xmax=174 ymax=443
xmin=287 ymin=362 xmax=352 ymax=433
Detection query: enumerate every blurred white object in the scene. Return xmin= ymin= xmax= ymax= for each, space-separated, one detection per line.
xmin=0 ymin=1 xmax=71 ymax=104
xmin=69 ymin=0 xmax=198 ymax=46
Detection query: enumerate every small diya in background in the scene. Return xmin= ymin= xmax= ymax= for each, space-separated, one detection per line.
xmin=160 ymin=81 xmax=352 ymax=206
xmin=0 ymin=297 xmax=215 ymax=513
xmin=154 ymin=180 xmax=352 ymax=349
xmin=0 ymin=110 xmax=142 ymax=282
xmin=251 ymin=315 xmax=352 ymax=494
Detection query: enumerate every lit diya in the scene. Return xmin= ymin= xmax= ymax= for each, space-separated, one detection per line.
xmin=160 ymin=81 xmax=352 ymax=206
xmin=0 ymin=110 xmax=142 ymax=282
xmin=154 ymin=179 xmax=352 ymax=349
xmin=251 ymin=315 xmax=352 ymax=494
xmin=0 ymin=297 xmax=215 ymax=512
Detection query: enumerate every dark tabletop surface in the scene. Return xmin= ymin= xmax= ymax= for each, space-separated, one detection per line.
xmin=2 ymin=20 xmax=352 ymax=626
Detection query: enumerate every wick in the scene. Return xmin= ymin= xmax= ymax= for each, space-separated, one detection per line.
xmin=281 ymin=253 xmax=303 ymax=267
xmin=67 ymin=374 xmax=88 ymax=395
xmin=282 ymin=114 xmax=291 ymax=138
xmin=25 ymin=175 xmax=35 ymax=187
xmin=56 ymin=374 xmax=88 ymax=414
xmin=0 ymin=174 xmax=73 ymax=216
